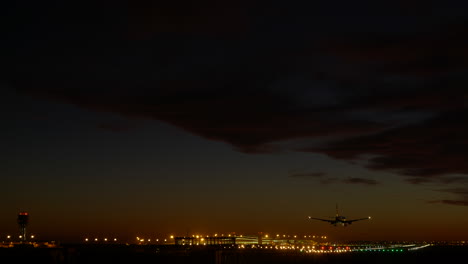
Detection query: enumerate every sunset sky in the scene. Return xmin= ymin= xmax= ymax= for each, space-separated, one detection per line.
xmin=2 ymin=1 xmax=468 ymax=242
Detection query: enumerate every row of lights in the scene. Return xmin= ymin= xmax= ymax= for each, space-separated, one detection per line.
xmin=84 ymin=238 xmax=118 ymax=242
xmin=160 ymin=234 xmax=326 ymax=239
xmin=84 ymin=236 xmax=177 ymax=243
xmin=265 ymin=234 xmax=326 ymax=239
xmin=127 ymin=242 xmax=401 ymax=253
xmin=135 ymin=234 xmax=238 ymax=239
xmin=83 ymin=234 xmax=327 ymax=242
xmin=355 ymin=249 xmax=405 ymax=252
xmin=2 ymin=235 xmax=35 ymax=239
xmin=153 ymin=243 xmax=406 ymax=254
xmin=135 ymin=236 xmax=173 ymax=243
xmin=247 ymin=245 xmax=350 ymax=254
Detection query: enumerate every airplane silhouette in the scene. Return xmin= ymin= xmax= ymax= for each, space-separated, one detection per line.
xmin=308 ymin=204 xmax=371 ymax=226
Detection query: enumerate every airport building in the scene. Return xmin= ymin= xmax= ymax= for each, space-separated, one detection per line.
xmin=17 ymin=212 xmax=29 ymax=242
xmin=175 ymin=236 xmax=235 ymax=246
xmin=174 ymin=235 xmax=324 ymax=246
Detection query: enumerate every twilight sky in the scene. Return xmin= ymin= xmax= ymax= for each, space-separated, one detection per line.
xmin=2 ymin=1 xmax=468 ymax=242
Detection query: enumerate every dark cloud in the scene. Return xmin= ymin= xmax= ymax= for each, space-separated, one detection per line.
xmin=96 ymin=122 xmax=136 ymax=133
xmin=319 ymin=177 xmax=340 ymax=185
xmin=428 ymin=188 xmax=468 ymax=207
xmin=3 ymin=2 xmax=468 ymax=205
xmin=406 ymin=177 xmax=433 ymax=185
xmin=342 ymin=177 xmax=379 ymax=185
xmin=14 ymin=87 xmax=388 ymax=154
xmin=435 ymin=188 xmax=468 ymax=195
xmin=306 ymin=111 xmax=468 ymax=183
xmin=428 ymin=200 xmax=468 ymax=207
xmin=322 ymin=26 xmax=468 ymax=77
xmin=288 ymin=172 xmax=378 ymax=186
xmin=289 ymin=172 xmax=326 ymax=178
xmin=288 ymin=171 xmax=339 ymax=184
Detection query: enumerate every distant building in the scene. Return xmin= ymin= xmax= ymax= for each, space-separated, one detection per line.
xmin=175 ymin=236 xmax=236 ymax=246
xmin=17 ymin=212 xmax=29 ymax=242
xmin=174 ymin=235 xmax=320 ymax=246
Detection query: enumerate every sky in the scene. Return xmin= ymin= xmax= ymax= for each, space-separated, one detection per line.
xmin=2 ymin=1 xmax=468 ymax=242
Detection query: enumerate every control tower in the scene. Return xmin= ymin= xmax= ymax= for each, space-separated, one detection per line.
xmin=17 ymin=212 xmax=29 ymax=242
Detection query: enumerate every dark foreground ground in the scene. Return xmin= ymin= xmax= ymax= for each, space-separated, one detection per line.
xmin=1 ymin=244 xmax=466 ymax=264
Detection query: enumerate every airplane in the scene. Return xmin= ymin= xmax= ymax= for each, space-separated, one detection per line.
xmin=308 ymin=204 xmax=371 ymax=226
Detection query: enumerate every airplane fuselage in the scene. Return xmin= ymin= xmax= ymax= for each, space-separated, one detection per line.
xmin=332 ymin=216 xmax=349 ymax=226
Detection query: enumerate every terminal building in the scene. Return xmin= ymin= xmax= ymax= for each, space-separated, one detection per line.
xmin=175 ymin=236 xmax=235 ymax=246
xmin=175 ymin=235 xmax=325 ymax=246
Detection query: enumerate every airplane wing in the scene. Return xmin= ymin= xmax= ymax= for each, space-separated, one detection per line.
xmin=308 ymin=216 xmax=334 ymax=223
xmin=344 ymin=216 xmax=371 ymax=223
